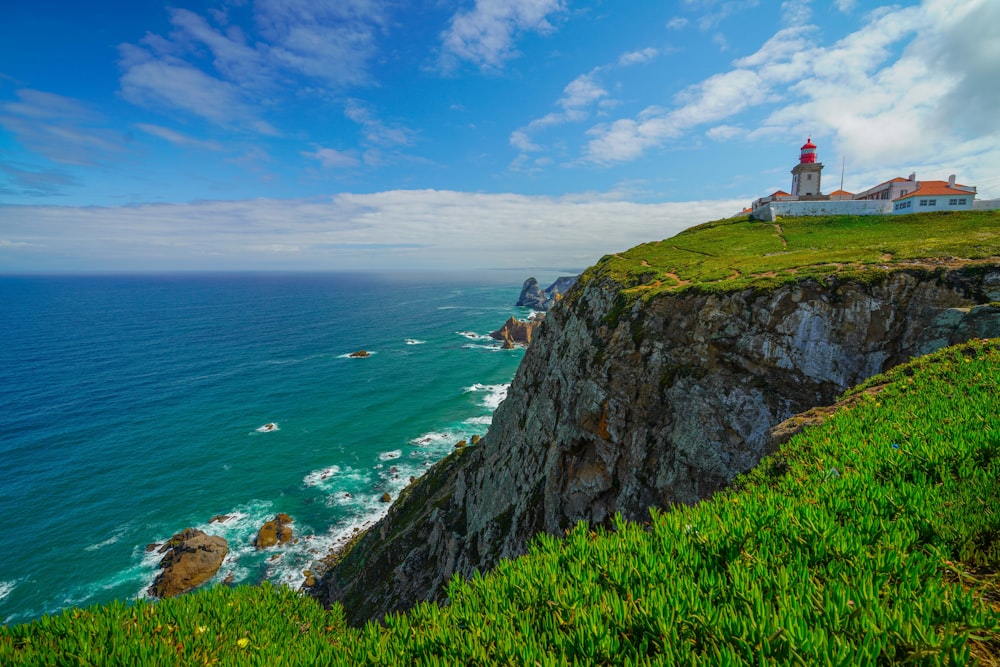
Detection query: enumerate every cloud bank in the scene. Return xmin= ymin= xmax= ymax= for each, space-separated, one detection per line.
xmin=0 ymin=191 xmax=743 ymax=273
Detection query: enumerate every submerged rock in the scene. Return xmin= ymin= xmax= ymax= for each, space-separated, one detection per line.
xmin=148 ymin=528 xmax=228 ymax=598
xmin=349 ymin=350 xmax=370 ymax=358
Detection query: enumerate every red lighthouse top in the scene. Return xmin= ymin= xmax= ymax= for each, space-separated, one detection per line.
xmin=799 ymin=137 xmax=817 ymax=164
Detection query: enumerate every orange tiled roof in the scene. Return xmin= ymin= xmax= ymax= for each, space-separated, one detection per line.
xmin=864 ymin=176 xmax=911 ymax=191
xmin=828 ymin=189 xmax=854 ymax=196
xmin=770 ymin=190 xmax=791 ymax=197
xmin=895 ymin=181 xmax=972 ymax=200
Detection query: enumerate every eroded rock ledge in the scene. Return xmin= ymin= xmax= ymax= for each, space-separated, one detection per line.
xmin=314 ymin=266 xmax=1000 ymax=625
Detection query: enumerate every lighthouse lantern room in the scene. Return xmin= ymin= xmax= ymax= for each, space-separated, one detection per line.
xmin=790 ymin=137 xmax=824 ymax=197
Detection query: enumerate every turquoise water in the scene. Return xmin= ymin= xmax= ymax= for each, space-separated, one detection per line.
xmin=0 ymin=271 xmax=545 ymax=625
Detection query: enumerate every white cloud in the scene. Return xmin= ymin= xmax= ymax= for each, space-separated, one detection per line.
xmin=510 ymin=130 xmax=541 ymax=152
xmin=684 ymin=0 xmax=760 ymax=30
xmin=440 ymin=0 xmax=567 ymax=71
xmin=583 ymin=0 xmax=1000 ymax=179
xmin=255 ymin=0 xmax=390 ymax=86
xmin=585 ymin=67 xmax=761 ymax=164
xmin=666 ymin=17 xmax=689 ymax=30
xmin=118 ymin=44 xmax=277 ymax=134
xmin=167 ymin=9 xmax=268 ymax=89
xmin=780 ymin=0 xmax=811 ymax=26
xmin=0 ymin=162 xmax=77 ymax=197
xmin=560 ymin=73 xmax=608 ymax=110
xmin=344 ymin=99 xmax=414 ymax=147
xmin=0 ymin=192 xmax=744 ymax=272
xmin=508 ymin=69 xmax=609 ymax=166
xmin=706 ymin=125 xmax=744 ymax=141
xmin=618 ymin=48 xmax=659 ymax=66
xmin=0 ymin=89 xmax=126 ymax=166
xmin=835 ymin=0 xmax=857 ymax=12
xmin=116 ymin=1 xmax=390 ymax=132
xmin=134 ymin=123 xmax=224 ymax=151
xmin=301 ymin=145 xmax=361 ymax=168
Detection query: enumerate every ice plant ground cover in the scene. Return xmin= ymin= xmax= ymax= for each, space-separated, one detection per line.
xmin=2 ymin=338 xmax=999 ymax=665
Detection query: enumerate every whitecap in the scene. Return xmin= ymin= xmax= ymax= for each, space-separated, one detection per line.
xmin=0 ymin=580 xmax=16 ymax=603
xmin=410 ymin=431 xmax=450 ymax=446
xmin=463 ymin=415 xmax=493 ymax=426
xmin=405 ymin=339 xmax=426 ymax=345
xmin=85 ymin=535 xmax=121 ymax=552
xmin=461 ymin=343 xmax=505 ymax=351
xmin=464 ymin=383 xmax=510 ymax=409
xmin=303 ymin=465 xmax=341 ymax=488
xmin=456 ymin=331 xmax=491 ymax=340
xmin=378 ymin=450 xmax=402 ymax=461
xmin=256 ymin=422 xmax=279 ymax=433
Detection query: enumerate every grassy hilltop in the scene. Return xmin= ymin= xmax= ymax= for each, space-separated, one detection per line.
xmin=2 ymin=212 xmax=999 ymax=665
xmin=586 ymin=210 xmax=1000 ymax=298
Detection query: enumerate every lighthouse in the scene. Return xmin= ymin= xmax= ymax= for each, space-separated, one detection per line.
xmin=790 ymin=138 xmax=824 ymax=197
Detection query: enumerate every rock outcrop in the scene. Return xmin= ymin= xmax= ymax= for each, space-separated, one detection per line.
xmin=149 ymin=529 xmax=228 ymax=598
xmin=516 ymin=276 xmax=578 ymax=310
xmin=255 ymin=513 xmax=294 ymax=549
xmin=314 ymin=266 xmax=1000 ymax=625
xmin=490 ymin=314 xmax=545 ymax=347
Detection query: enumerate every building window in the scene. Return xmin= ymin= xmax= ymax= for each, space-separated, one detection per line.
xmin=928 ymin=199 xmax=936 ymax=206
xmin=959 ymin=198 xmax=967 ymax=205
xmin=807 ymin=174 xmax=812 ymax=180
xmin=920 ymin=199 xmax=928 ymax=206
xmin=901 ymin=189 xmax=908 ymax=196
xmin=949 ymin=198 xmax=957 ymax=205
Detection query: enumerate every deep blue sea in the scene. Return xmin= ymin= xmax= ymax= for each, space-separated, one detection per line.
xmin=0 ymin=271 xmax=549 ymax=625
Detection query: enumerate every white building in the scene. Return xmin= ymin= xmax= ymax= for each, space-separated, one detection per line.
xmin=892 ymin=177 xmax=975 ymax=214
xmin=751 ymin=139 xmax=980 ymax=221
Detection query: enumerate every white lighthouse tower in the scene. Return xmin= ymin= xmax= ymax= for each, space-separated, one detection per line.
xmin=790 ymin=137 xmax=824 ymax=197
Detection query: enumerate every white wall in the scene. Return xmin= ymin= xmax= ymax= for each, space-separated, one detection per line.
xmin=751 ymin=200 xmax=891 ymax=221
xmin=974 ymin=199 xmax=1000 ymax=211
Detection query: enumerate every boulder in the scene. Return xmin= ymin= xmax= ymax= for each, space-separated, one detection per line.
xmin=255 ymin=514 xmax=294 ymax=550
xmin=349 ymin=350 xmax=370 ymax=358
xmin=490 ymin=314 xmax=545 ymax=346
xmin=148 ymin=529 xmax=228 ymax=598
xmin=379 ymin=492 xmax=392 ymax=503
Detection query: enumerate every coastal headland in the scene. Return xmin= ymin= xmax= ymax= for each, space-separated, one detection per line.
xmin=4 ymin=210 xmax=999 ymax=664
xmin=315 ymin=210 xmax=1000 ymax=625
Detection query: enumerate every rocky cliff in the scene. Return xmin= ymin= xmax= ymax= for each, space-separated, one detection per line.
xmin=313 ymin=260 xmax=1000 ymax=625
xmin=516 ymin=276 xmax=578 ymax=310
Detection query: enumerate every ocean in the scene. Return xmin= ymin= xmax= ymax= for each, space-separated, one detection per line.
xmin=0 ymin=271 xmax=550 ymax=625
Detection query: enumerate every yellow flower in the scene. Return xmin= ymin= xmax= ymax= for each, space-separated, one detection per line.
xmin=237 ymin=638 xmax=250 ymax=649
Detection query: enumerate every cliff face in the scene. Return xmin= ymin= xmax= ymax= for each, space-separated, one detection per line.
xmin=315 ymin=266 xmax=1000 ymax=625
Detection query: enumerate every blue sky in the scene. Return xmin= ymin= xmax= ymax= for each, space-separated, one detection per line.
xmin=1 ymin=0 xmax=999 ymax=272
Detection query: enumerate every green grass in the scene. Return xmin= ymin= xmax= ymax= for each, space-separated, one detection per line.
xmin=580 ymin=210 xmax=1000 ymax=304
xmin=3 ymin=339 xmax=998 ymax=665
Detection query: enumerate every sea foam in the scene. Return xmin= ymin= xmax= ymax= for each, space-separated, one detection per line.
xmin=0 ymin=580 xmax=15 ymax=603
